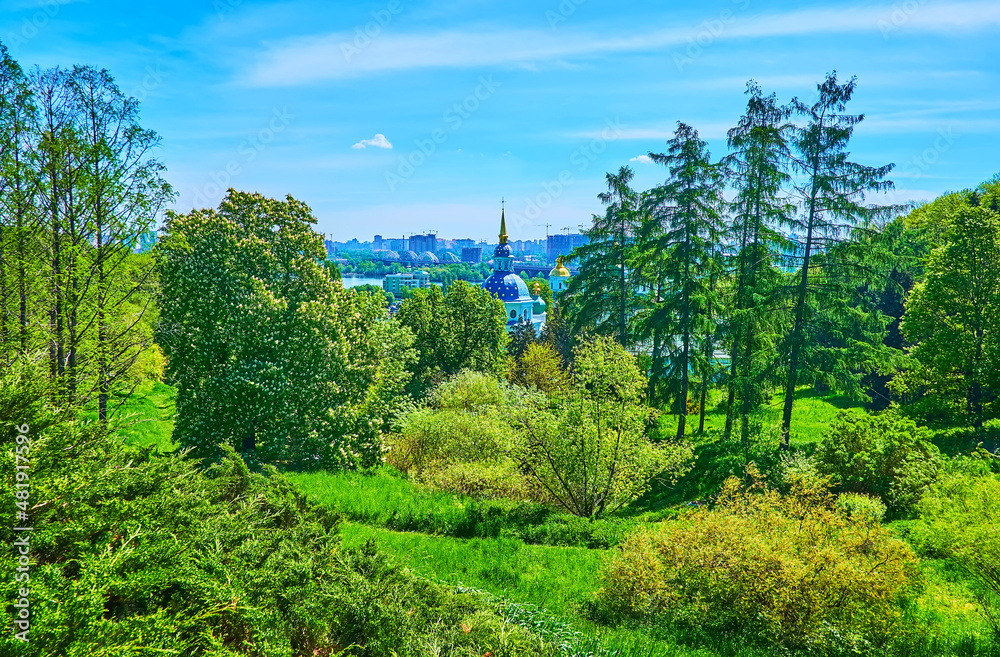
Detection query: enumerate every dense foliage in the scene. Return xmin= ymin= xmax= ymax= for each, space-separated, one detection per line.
xmin=0 ymin=358 xmax=559 ymax=657
xmin=513 ymin=337 xmax=694 ymax=518
xmin=899 ymin=188 xmax=1000 ymax=429
xmin=600 ymin=468 xmax=922 ymax=654
xmin=392 ymin=339 xmax=693 ymax=519
xmin=394 ymin=281 xmax=509 ymax=398
xmin=0 ymin=45 xmax=171 ymax=417
xmin=389 ymin=370 xmax=537 ymax=500
xmin=157 ymin=190 xmax=415 ymax=468
xmin=813 ymin=408 xmax=941 ymax=515
xmin=911 ymin=467 xmax=1000 ymax=638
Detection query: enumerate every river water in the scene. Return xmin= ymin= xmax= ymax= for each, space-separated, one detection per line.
xmin=340 ymin=274 xmax=385 ymax=289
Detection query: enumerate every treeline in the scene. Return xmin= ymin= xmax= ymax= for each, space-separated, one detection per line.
xmin=563 ymin=73 xmax=999 ymax=444
xmin=338 ymin=254 xmax=492 ymax=286
xmin=0 ymin=43 xmax=172 ymax=418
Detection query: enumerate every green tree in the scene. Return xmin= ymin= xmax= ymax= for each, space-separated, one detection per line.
xmin=0 ymin=53 xmax=169 ymax=414
xmin=721 ymin=82 xmax=793 ymax=446
xmin=645 ymin=123 xmax=725 ymax=439
xmin=508 ymin=317 xmax=537 ymax=362
xmin=394 ymin=280 xmax=508 ymax=398
xmin=157 ymin=190 xmax=414 ymax=467
xmin=900 ymin=203 xmax=1000 ymax=429
xmin=510 ymin=341 xmax=570 ymax=395
xmin=0 ymin=43 xmax=39 ymax=361
xmin=780 ymin=72 xmax=897 ymax=448
xmin=564 ymin=167 xmax=642 ymax=347
xmin=513 ymin=337 xmax=693 ymax=518
xmin=70 ymin=65 xmax=174 ymax=419
xmin=814 ymin=407 xmax=941 ymax=515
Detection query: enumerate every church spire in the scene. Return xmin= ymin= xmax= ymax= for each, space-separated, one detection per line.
xmin=499 ymin=203 xmax=508 ymax=245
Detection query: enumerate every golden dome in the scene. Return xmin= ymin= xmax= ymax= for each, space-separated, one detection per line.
xmin=549 ymin=255 xmax=570 ymax=277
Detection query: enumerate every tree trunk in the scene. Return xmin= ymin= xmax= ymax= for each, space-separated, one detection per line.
xmin=781 ymin=199 xmax=816 ymax=449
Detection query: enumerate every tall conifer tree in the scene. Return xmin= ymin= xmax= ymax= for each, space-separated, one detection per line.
xmin=646 ymin=123 xmax=725 ymax=439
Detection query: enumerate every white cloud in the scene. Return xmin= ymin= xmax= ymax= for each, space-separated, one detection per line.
xmin=243 ymin=2 xmax=1000 ymax=87
xmin=630 ymin=155 xmax=653 ymax=164
xmin=351 ymin=133 xmax=393 ymax=149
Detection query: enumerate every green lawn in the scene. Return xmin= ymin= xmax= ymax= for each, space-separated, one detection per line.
xmin=106 ymin=381 xmax=999 ymax=656
xmin=340 ymin=522 xmax=604 ymax=615
xmin=112 ymin=381 xmax=178 ymax=451
xmin=681 ymin=386 xmax=865 ymax=444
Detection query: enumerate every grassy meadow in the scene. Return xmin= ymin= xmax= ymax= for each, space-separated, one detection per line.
xmin=113 ymin=382 xmax=1000 ymax=657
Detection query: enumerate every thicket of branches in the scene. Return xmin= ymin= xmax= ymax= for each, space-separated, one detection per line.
xmin=0 ymin=43 xmax=172 ymax=419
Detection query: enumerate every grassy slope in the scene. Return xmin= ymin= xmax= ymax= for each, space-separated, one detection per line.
xmin=105 ymin=381 xmax=178 ymax=452
xmin=113 ymin=383 xmax=996 ymax=656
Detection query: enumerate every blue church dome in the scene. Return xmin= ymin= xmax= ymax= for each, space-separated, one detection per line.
xmin=483 ymin=272 xmax=531 ymax=301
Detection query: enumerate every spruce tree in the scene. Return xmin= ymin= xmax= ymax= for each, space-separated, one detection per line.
xmin=780 ymin=73 xmax=896 ymax=448
xmin=564 ymin=166 xmax=642 ymax=348
xmin=721 ymin=82 xmax=794 ymax=448
xmin=646 ymin=123 xmax=725 ymax=439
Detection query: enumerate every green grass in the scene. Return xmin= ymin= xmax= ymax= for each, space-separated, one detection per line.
xmin=78 ymin=380 xmax=178 ymax=451
xmin=680 ymin=387 xmax=865 ymax=444
xmin=111 ymin=381 xmax=1000 ymax=656
xmin=340 ymin=522 xmax=604 ymax=615
xmin=112 ymin=381 xmax=178 ymax=451
xmin=289 ymin=468 xmax=639 ymax=547
xmin=288 ymin=468 xmax=472 ymax=526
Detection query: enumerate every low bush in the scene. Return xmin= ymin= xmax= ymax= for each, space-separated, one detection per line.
xmin=387 ymin=370 xmax=538 ymax=500
xmin=814 ymin=407 xmax=942 ymax=515
xmin=598 ymin=467 xmax=923 ymax=654
xmin=0 ymin=361 xmax=559 ymax=656
xmin=910 ymin=468 xmax=1000 ymax=638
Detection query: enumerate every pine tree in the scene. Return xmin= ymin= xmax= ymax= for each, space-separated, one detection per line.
xmin=564 ymin=166 xmax=642 ymax=348
xmin=780 ymin=73 xmax=897 ymax=448
xmin=720 ymin=82 xmax=794 ymax=447
xmin=646 ymin=123 xmax=725 ymax=439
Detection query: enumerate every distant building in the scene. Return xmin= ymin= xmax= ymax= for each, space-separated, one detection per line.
xmin=454 ymin=238 xmax=476 ymax=249
xmin=549 ymin=256 xmax=571 ymax=294
xmin=409 ymin=233 xmax=437 ymax=255
xmin=461 ymin=246 xmax=483 ymax=263
xmin=383 ymin=271 xmax=431 ymax=296
xmin=388 ymin=238 xmax=407 ymax=252
xmin=481 ymin=208 xmax=545 ymax=335
xmin=374 ymin=234 xmax=384 ymax=251
xmin=546 ymin=233 xmax=589 ymax=263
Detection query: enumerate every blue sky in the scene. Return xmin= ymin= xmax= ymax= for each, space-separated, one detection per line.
xmin=2 ymin=0 xmax=998 ymax=241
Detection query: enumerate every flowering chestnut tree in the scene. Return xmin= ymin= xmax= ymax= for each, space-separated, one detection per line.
xmin=156 ymin=190 xmax=414 ymax=468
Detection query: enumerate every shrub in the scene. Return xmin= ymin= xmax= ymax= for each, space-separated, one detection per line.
xmin=0 ymin=362 xmax=559 ymax=656
xmin=836 ymin=492 xmax=888 ymax=525
xmin=387 ymin=371 xmax=538 ymax=500
xmin=513 ymin=337 xmax=694 ymax=519
xmin=911 ymin=470 xmax=1000 ymax=637
xmin=814 ymin=407 xmax=941 ymax=515
xmin=598 ymin=468 xmax=922 ymax=654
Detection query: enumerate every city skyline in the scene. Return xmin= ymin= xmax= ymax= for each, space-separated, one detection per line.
xmin=3 ymin=0 xmax=998 ymax=241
